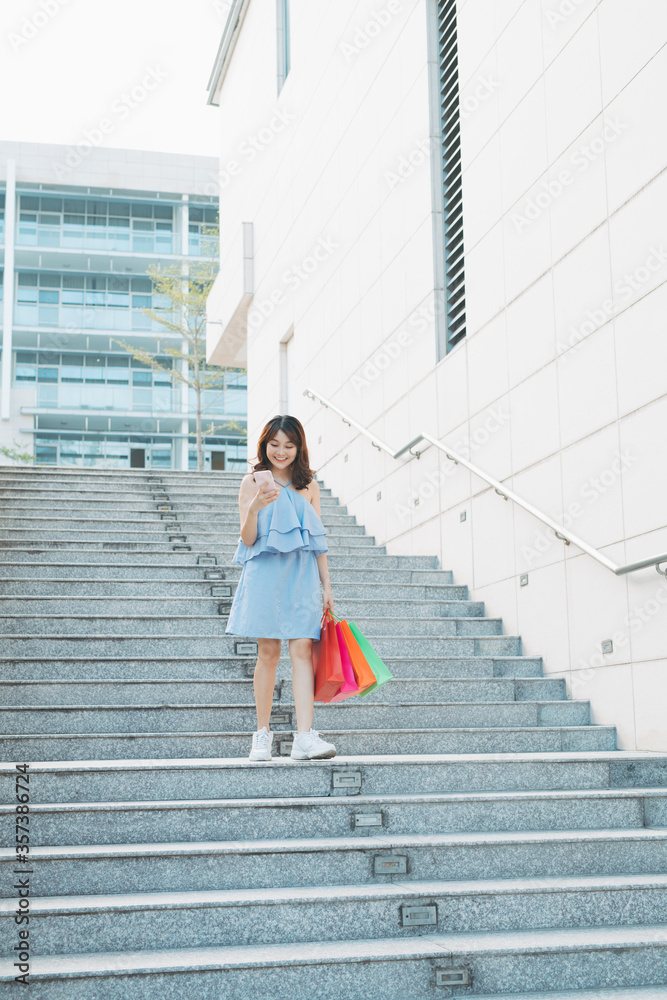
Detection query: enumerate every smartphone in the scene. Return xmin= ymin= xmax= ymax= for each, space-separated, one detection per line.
xmin=253 ymin=470 xmax=276 ymax=491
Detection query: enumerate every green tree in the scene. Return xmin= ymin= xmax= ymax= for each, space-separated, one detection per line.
xmin=0 ymin=441 xmax=34 ymax=465
xmin=114 ymin=219 xmax=246 ymax=470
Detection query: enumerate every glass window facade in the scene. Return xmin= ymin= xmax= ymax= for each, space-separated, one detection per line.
xmin=17 ymin=194 xmax=175 ymax=255
xmin=14 ymin=272 xmax=170 ymax=331
xmin=188 ymin=204 xmax=219 ymax=257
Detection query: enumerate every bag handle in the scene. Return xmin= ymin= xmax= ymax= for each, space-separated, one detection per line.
xmin=320 ymin=608 xmax=342 ymax=625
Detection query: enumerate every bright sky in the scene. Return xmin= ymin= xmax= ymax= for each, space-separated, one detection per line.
xmin=0 ymin=0 xmax=227 ymax=156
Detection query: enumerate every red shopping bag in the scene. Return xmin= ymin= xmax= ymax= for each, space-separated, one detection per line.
xmin=329 ymin=621 xmax=361 ymax=702
xmin=312 ymin=609 xmax=345 ymax=702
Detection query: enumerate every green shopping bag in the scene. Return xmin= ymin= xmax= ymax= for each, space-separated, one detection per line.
xmin=346 ymin=620 xmax=393 ymax=697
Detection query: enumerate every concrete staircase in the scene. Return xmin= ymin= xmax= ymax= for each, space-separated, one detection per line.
xmin=1 ymin=466 xmax=667 ymax=999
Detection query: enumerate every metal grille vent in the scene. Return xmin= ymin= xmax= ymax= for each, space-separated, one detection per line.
xmin=437 ymin=0 xmax=466 ymax=351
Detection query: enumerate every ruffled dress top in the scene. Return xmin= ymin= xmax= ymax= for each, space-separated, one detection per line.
xmin=231 ymin=481 xmax=328 ymax=565
xmin=225 ymin=480 xmax=329 ymax=640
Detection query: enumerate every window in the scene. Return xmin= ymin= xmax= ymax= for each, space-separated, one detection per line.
xmin=429 ymin=0 xmax=467 ymax=358
xmin=17 ymin=194 xmax=175 ymax=253
xmin=276 ymin=0 xmax=291 ymax=94
xmin=15 ymin=271 xmax=169 ymax=331
xmin=188 ymin=204 xmax=219 ymax=256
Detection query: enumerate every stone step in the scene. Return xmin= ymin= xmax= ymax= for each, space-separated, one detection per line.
xmin=0 ymin=515 xmax=367 ymax=536
xmin=0 ymin=676 xmax=566 ymax=707
xmin=0 ymin=613 xmax=504 ymax=636
xmin=8 ymin=751 xmax=662 ymax=805
xmin=0 ymin=553 xmax=226 ymax=569
xmin=4 ymin=873 xmax=667 ymax=957
xmin=0 ymin=500 xmax=353 ymax=517
xmin=0 ymin=579 xmax=469 ymax=600
xmin=0 ymin=469 xmax=245 ymax=479
xmin=0 ymin=493 xmax=349 ymax=507
xmin=8 ymin=787 xmax=665 ymax=847
xmin=0 ymin=561 xmax=453 ymax=581
xmin=0 ymin=480 xmax=329 ymax=494
xmin=0 ymin=634 xmax=524 ymax=656
xmin=0 ymin=698 xmax=591 ymax=735
xmin=1 ymin=506 xmax=356 ymax=525
xmin=0 ymin=724 xmax=617 ymax=761
xmin=0 ymin=655 xmax=545 ymax=681
xmin=2 ymin=925 xmax=665 ymax=999
xmin=0 ymin=579 xmax=233 ymax=596
xmin=448 ymin=987 xmax=667 ymax=1000
xmin=0 ymin=537 xmax=379 ymax=553
xmin=0 ymin=597 xmax=487 ymax=619
xmin=0 ymin=526 xmax=374 ymax=544
xmin=0 ymin=550 xmax=442 ymax=570
xmin=3 ymin=828 xmax=667 ymax=896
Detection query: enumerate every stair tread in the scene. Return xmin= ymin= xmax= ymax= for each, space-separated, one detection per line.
xmin=5 ymin=871 xmax=667 ymax=913
xmin=3 ymin=785 xmax=665 ymax=813
xmin=448 ymin=988 xmax=667 ymax=1000
xmin=3 ymin=923 xmax=667 ymax=979
xmin=3 ymin=749 xmax=659 ymax=773
xmin=4 ymin=826 xmax=667 ymax=860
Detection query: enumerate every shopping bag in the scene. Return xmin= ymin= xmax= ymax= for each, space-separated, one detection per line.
xmin=336 ymin=617 xmax=377 ymax=694
xmin=346 ymin=620 xmax=393 ymax=697
xmin=329 ymin=621 xmax=361 ymax=702
xmin=312 ymin=609 xmax=345 ymax=702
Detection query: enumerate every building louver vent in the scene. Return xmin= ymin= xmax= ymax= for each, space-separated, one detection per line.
xmin=437 ymin=0 xmax=466 ymax=351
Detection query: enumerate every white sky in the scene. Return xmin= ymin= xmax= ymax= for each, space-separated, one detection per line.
xmin=0 ymin=0 xmax=227 ymax=156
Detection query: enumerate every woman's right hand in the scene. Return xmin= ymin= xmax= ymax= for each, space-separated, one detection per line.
xmin=249 ymin=482 xmax=280 ymax=513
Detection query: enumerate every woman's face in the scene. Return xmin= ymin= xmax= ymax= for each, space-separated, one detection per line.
xmin=266 ymin=429 xmax=298 ymax=472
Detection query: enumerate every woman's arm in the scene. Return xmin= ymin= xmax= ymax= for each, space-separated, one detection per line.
xmin=238 ymin=473 xmax=279 ymax=546
xmin=317 ymin=552 xmax=334 ymax=612
xmin=310 ymin=480 xmax=334 ymax=611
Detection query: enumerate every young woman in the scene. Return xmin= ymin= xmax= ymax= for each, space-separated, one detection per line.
xmin=225 ymin=414 xmax=337 ymax=761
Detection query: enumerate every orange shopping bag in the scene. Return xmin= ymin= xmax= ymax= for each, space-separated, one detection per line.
xmin=335 ymin=615 xmax=377 ymax=695
xmin=312 ymin=609 xmax=345 ymax=702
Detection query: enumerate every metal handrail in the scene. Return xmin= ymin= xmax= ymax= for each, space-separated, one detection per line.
xmin=303 ymin=387 xmax=667 ymax=578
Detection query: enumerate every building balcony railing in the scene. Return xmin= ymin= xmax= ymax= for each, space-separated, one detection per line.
xmin=15 ymin=223 xmax=218 ymax=258
xmin=27 ymin=383 xmax=246 ymax=418
xmin=14 ymin=303 xmax=169 ymax=333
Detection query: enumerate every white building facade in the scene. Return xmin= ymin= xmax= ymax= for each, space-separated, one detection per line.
xmin=205 ymin=0 xmax=667 ymax=751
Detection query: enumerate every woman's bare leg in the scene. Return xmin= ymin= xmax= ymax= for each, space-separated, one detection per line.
xmin=254 ymin=637 xmax=281 ymax=730
xmin=289 ymin=637 xmax=315 ymax=733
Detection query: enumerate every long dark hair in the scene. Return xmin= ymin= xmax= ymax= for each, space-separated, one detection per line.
xmin=250 ymin=414 xmax=315 ymax=491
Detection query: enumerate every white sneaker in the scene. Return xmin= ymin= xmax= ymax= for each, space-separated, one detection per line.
xmin=249 ymin=726 xmax=273 ymax=761
xmin=290 ymin=728 xmax=337 ymax=760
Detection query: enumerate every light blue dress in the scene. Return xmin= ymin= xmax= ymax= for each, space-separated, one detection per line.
xmin=225 ymin=480 xmax=329 ymax=640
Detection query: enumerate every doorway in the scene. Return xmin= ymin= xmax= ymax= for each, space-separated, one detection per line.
xmin=211 ymin=451 xmax=225 ymax=471
xmin=130 ymin=448 xmax=146 ymax=469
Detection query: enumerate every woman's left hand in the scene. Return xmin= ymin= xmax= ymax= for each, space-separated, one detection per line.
xmin=322 ymin=585 xmax=334 ymax=613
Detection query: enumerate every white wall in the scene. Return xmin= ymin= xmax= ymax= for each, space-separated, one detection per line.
xmin=209 ymin=0 xmax=667 ymax=750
